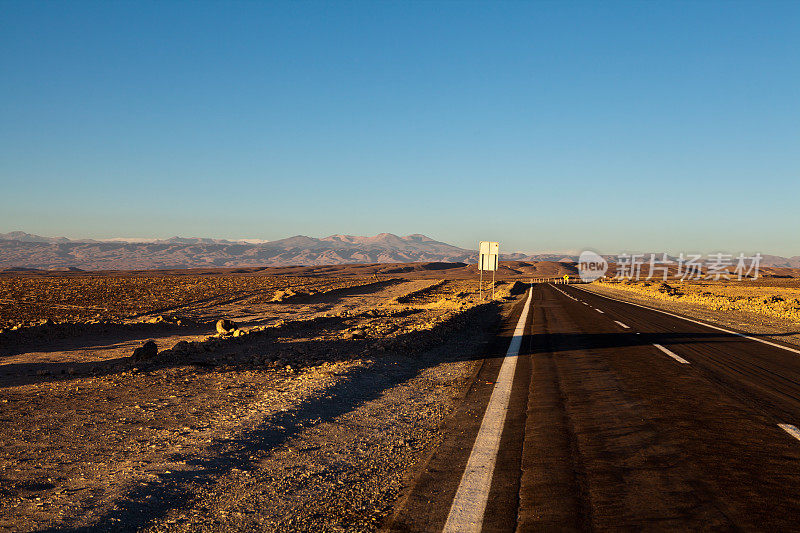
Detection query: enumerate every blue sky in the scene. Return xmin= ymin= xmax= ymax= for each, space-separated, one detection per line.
xmin=1 ymin=1 xmax=798 ymax=256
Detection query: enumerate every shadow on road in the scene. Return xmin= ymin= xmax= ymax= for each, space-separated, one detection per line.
xmin=530 ymin=330 xmax=774 ymax=354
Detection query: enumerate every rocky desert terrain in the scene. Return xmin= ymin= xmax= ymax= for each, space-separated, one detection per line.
xmin=0 ymin=265 xmax=531 ymax=531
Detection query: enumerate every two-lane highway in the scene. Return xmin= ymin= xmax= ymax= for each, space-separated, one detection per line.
xmin=388 ymin=283 xmax=800 ymax=531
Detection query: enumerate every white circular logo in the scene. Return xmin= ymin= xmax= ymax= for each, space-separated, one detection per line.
xmin=578 ymin=250 xmax=608 ymax=282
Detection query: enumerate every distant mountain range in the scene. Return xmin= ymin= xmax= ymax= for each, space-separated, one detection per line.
xmin=1 ymin=231 xmax=798 ymax=271
xmin=0 ymin=231 xmax=505 ymax=270
xmin=0 ymin=231 xmax=269 ymax=246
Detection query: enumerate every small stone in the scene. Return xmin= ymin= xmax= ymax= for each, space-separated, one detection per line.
xmin=132 ymin=340 xmax=158 ymax=360
xmin=216 ymin=319 xmax=238 ymax=335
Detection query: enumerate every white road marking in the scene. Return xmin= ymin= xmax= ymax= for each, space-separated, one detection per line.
xmin=614 ymin=320 xmax=630 ymax=329
xmin=653 ymin=343 xmax=690 ymax=364
xmin=550 ymin=285 xmax=578 ymax=301
xmin=779 ymin=424 xmax=800 ymax=442
xmin=443 ymin=288 xmax=533 ymax=533
xmin=582 ymin=302 xmax=589 ymax=306
xmin=595 ymin=309 xmax=604 ymax=313
xmin=573 ymin=286 xmax=800 ymax=356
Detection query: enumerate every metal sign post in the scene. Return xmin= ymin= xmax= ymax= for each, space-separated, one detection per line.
xmin=478 ymin=241 xmax=499 ymax=300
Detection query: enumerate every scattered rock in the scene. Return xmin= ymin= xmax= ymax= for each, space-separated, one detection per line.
xmin=657 ymin=282 xmax=680 ymax=296
xmin=216 ymin=319 xmax=238 ymax=335
xmin=132 ymin=340 xmax=158 ymax=361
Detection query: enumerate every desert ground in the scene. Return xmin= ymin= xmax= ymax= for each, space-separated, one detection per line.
xmin=2 ymin=261 xmax=799 ymax=531
xmin=0 ymin=263 xmax=532 ymax=531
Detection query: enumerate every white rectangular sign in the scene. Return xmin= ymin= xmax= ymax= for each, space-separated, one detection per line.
xmin=479 ymin=241 xmax=499 ymax=271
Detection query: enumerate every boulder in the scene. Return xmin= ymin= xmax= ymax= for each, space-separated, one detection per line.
xmin=132 ymin=340 xmax=158 ymax=361
xmin=506 ymin=281 xmax=528 ymax=295
xmin=216 ymin=319 xmax=238 ymax=335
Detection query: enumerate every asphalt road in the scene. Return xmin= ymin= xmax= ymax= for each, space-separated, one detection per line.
xmin=387 ymin=283 xmax=800 ymax=532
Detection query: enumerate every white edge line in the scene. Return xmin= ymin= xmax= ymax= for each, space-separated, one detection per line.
xmin=779 ymin=423 xmax=800 ymax=442
xmin=442 ymin=287 xmax=533 ymax=533
xmin=614 ymin=320 xmax=630 ymax=329
xmin=571 ymin=286 xmax=800 ymax=356
xmin=595 ymin=309 xmax=604 ymax=313
xmin=653 ymin=343 xmax=691 ymax=364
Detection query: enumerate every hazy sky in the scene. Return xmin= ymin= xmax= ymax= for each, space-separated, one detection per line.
xmin=1 ymin=1 xmax=798 ymax=256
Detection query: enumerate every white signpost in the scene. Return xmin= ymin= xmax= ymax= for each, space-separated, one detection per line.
xmin=478 ymin=241 xmax=499 ymax=300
